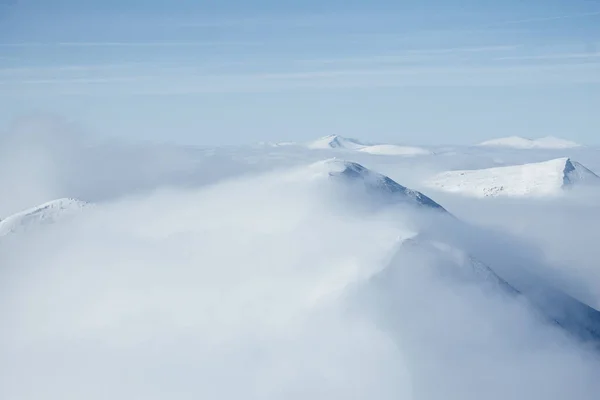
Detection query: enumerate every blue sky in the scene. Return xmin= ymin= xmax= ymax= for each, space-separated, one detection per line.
xmin=1 ymin=0 xmax=599 ymax=145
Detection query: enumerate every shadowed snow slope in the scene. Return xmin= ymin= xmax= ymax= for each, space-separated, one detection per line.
xmin=425 ymin=158 xmax=599 ymax=198
xmin=0 ymin=198 xmax=88 ymax=236
xmin=309 ymin=159 xmax=446 ymax=211
xmin=478 ymin=136 xmax=581 ymax=149
xmin=396 ymin=236 xmax=518 ymax=294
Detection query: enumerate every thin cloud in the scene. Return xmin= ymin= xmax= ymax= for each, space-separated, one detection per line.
xmin=489 ymin=10 xmax=600 ymax=27
xmin=405 ymin=45 xmax=520 ymax=54
xmin=2 ymin=61 xmax=599 ymax=96
xmin=0 ymin=62 xmax=157 ymax=74
xmin=0 ymin=41 xmax=261 ymax=48
xmin=0 ymin=76 xmax=153 ymax=85
xmin=497 ymin=53 xmax=600 ymax=61
xmin=0 ymin=45 xmax=521 ymax=75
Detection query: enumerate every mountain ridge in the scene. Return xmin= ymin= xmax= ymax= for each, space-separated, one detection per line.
xmin=478 ymin=136 xmax=581 ymax=149
xmin=309 ymin=159 xmax=447 ymax=211
xmin=425 ymin=157 xmax=599 ymax=198
xmin=307 ymin=135 xmax=432 ymax=156
xmin=0 ymin=198 xmax=88 ymax=236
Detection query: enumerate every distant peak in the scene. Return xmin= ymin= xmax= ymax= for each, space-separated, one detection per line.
xmin=307 ymin=135 xmax=366 ymax=150
xmin=0 ymin=198 xmax=89 ymax=236
xmin=478 ymin=136 xmax=580 ymax=149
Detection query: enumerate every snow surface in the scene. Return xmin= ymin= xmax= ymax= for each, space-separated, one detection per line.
xmin=359 ymin=144 xmax=432 ymax=156
xmin=4 ymin=120 xmax=600 ymax=399
xmin=478 ymin=136 xmax=581 ymax=149
xmin=0 ymin=198 xmax=88 ymax=236
xmin=398 ymin=237 xmax=517 ymax=294
xmin=306 ymin=135 xmax=431 ymax=156
xmin=425 ymin=158 xmax=600 ymax=198
xmin=307 ymin=134 xmax=366 ymax=150
xmin=307 ymin=159 xmax=446 ymax=211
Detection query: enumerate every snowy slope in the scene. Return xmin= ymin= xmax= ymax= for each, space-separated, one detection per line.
xmin=307 ymin=135 xmax=366 ymax=150
xmin=425 ymin=158 xmax=600 ymax=198
xmin=307 ymin=159 xmax=447 ymax=211
xmin=0 ymin=198 xmax=88 ymax=236
xmin=478 ymin=136 xmax=580 ymax=149
xmin=307 ymin=135 xmax=431 ymax=156
xmin=397 ymin=236 xmax=518 ymax=293
xmin=358 ymin=144 xmax=432 ymax=156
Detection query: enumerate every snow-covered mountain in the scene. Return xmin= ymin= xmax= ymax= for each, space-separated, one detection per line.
xmin=0 ymin=198 xmax=88 ymax=236
xmin=309 ymin=159 xmax=446 ymax=211
xmin=478 ymin=136 xmax=581 ymax=149
xmin=425 ymin=158 xmax=599 ymax=198
xmin=306 ymin=135 xmax=432 ymax=156
xmin=397 ymin=236 xmax=518 ymax=293
xmin=305 ymin=159 xmax=600 ymax=342
xmin=307 ymin=135 xmax=366 ymax=150
xmin=358 ymin=144 xmax=432 ymax=156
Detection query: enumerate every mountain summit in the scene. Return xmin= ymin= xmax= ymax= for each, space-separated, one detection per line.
xmin=306 ymin=135 xmax=432 ymax=156
xmin=0 ymin=198 xmax=88 ymax=236
xmin=307 ymin=135 xmax=366 ymax=150
xmin=310 ymin=159 xmax=446 ymax=211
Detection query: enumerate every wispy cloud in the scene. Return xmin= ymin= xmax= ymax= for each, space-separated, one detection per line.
xmin=2 ymin=61 xmax=599 ymax=96
xmin=489 ymin=10 xmax=600 ymax=27
xmin=497 ymin=53 xmax=600 ymax=61
xmin=0 ymin=62 xmax=156 ymax=74
xmin=0 ymin=76 xmax=153 ymax=85
xmin=406 ymin=45 xmax=520 ymax=54
xmin=0 ymin=44 xmax=521 ymax=76
xmin=0 ymin=41 xmax=260 ymax=48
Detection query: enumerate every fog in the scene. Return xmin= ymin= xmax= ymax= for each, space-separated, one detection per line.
xmin=1 ymin=118 xmax=600 ymax=399
xmin=430 ymin=189 xmax=600 ymax=310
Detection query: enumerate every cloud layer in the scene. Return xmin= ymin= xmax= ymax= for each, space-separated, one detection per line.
xmin=1 ymin=123 xmax=600 ymax=399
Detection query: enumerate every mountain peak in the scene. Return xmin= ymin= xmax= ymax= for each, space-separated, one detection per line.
xmin=0 ymin=198 xmax=88 ymax=236
xmin=311 ymin=159 xmax=446 ymax=211
xmin=306 ymin=136 xmax=432 ymax=157
xmin=563 ymin=158 xmax=599 ymax=187
xmin=307 ymin=135 xmax=365 ymax=150
xmin=478 ymin=136 xmax=580 ymax=149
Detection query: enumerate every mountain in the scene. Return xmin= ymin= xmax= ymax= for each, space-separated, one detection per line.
xmin=309 ymin=159 xmax=447 ymax=211
xmin=425 ymin=158 xmax=600 ymax=198
xmin=307 ymin=135 xmax=431 ymax=156
xmin=307 ymin=135 xmax=366 ymax=150
xmin=323 ymin=159 xmax=600 ymax=343
xmin=478 ymin=136 xmax=580 ymax=149
xmin=358 ymin=144 xmax=432 ymax=156
xmin=0 ymin=198 xmax=88 ymax=236
xmin=382 ymin=234 xmax=600 ymax=343
xmin=398 ymin=236 xmax=518 ymax=294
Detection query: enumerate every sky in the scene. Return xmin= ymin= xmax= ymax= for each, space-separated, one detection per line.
xmin=0 ymin=0 xmax=599 ymax=145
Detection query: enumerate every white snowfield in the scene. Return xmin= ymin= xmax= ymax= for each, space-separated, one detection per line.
xmin=478 ymin=136 xmax=581 ymax=149
xmin=358 ymin=144 xmax=432 ymax=156
xmin=307 ymin=135 xmax=432 ymax=156
xmin=425 ymin=158 xmax=600 ymax=198
xmin=0 ymin=198 xmax=88 ymax=236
